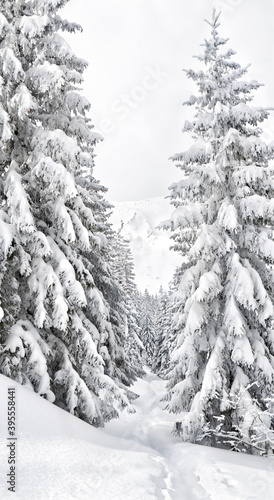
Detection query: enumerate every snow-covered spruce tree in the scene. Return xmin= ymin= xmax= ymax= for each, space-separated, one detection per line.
xmin=152 ymin=287 xmax=173 ymax=377
xmin=162 ymin=10 xmax=274 ymax=453
xmin=151 ymin=287 xmax=167 ymax=375
xmin=110 ymin=229 xmax=145 ymax=379
xmin=152 ymin=272 xmax=186 ymax=379
xmin=0 ymin=0 xmax=134 ymax=425
xmin=138 ymin=289 xmax=158 ymax=366
xmin=158 ymin=266 xmax=193 ymax=380
xmin=78 ymin=185 xmax=141 ymax=397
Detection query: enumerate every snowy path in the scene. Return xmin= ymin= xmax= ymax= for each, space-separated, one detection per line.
xmin=105 ymin=370 xmax=185 ymax=499
xmin=106 ymin=369 xmax=274 ymax=500
xmin=0 ymin=371 xmax=274 ymax=499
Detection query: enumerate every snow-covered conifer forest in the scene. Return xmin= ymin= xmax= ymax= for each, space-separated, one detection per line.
xmin=0 ymin=2 xmax=274 ymax=498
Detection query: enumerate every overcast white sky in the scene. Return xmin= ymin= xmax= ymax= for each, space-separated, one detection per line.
xmin=62 ymin=0 xmax=274 ymax=202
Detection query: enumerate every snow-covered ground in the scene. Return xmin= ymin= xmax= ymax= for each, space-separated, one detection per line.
xmin=110 ymin=197 xmax=181 ymax=293
xmin=1 ymin=371 xmax=274 ymax=499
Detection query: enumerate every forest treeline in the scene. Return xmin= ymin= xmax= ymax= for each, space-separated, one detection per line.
xmin=0 ymin=3 xmax=274 ymax=455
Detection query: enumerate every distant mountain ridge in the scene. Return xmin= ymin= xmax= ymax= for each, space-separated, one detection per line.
xmin=110 ymin=197 xmax=181 ymax=293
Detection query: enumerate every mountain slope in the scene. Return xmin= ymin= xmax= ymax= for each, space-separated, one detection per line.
xmin=110 ymin=197 xmax=181 ymax=293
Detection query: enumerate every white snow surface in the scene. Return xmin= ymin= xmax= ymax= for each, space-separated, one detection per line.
xmin=110 ymin=197 xmax=181 ymax=293
xmin=1 ymin=370 xmax=274 ymax=499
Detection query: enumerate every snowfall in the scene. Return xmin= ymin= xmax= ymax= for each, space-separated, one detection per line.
xmin=0 ymin=370 xmax=274 ymax=499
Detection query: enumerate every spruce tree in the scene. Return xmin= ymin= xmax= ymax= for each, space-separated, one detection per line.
xmin=111 ymin=229 xmax=145 ymax=379
xmin=152 ymin=288 xmax=173 ymax=377
xmin=0 ymin=0 xmax=133 ymax=425
xmin=139 ymin=289 xmax=158 ymax=366
xmin=163 ymin=10 xmax=274 ymax=453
